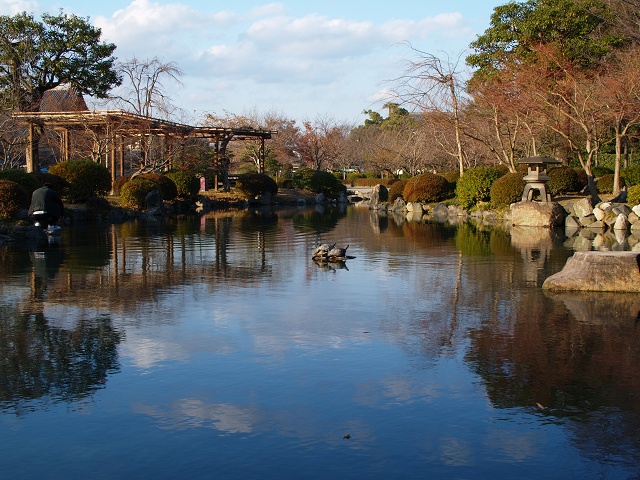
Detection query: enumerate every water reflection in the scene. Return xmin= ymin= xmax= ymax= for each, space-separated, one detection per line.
xmin=1 ymin=207 xmax=638 ymax=478
xmin=466 ymin=283 xmax=640 ymax=468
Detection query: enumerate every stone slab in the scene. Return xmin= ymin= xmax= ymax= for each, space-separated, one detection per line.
xmin=542 ymin=251 xmax=640 ymax=292
xmin=511 ymin=201 xmax=567 ymax=228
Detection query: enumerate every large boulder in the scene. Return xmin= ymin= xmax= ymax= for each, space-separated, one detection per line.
xmin=511 ymin=201 xmax=567 ymax=228
xmin=572 ymin=197 xmax=596 ymax=218
xmin=542 ymin=251 xmax=640 ymax=292
xmin=432 ymin=203 xmax=449 ymax=219
xmin=369 ymin=184 xmax=388 ymax=205
xmin=145 ymin=189 xmax=163 ymax=216
xmin=391 ymin=197 xmax=406 ymax=211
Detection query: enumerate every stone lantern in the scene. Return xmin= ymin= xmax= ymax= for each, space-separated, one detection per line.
xmin=518 ymin=156 xmax=562 ymax=202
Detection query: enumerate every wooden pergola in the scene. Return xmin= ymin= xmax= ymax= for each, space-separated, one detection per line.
xmin=12 ymin=109 xmax=277 ymax=190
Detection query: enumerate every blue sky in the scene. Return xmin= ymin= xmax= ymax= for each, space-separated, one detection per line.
xmin=1 ymin=0 xmax=505 ymax=125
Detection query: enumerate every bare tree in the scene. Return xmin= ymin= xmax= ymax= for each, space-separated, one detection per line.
xmin=599 ymin=47 xmax=640 ymax=195
xmin=0 ymin=112 xmax=24 ymax=169
xmin=297 ymin=115 xmax=347 ymax=171
xmin=204 ymin=109 xmax=299 ymax=174
xmin=523 ymin=45 xmax=607 ymax=200
xmin=390 ymin=43 xmax=468 ymax=176
xmin=110 ymin=57 xmax=184 ymax=119
xmin=464 ymin=70 xmax=541 ymax=173
xmin=103 ymin=57 xmax=185 ymax=175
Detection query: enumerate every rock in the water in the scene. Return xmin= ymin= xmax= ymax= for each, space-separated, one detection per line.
xmin=511 ymin=202 xmax=567 ymax=228
xmin=564 ymin=215 xmax=580 ymax=228
xmin=613 ymin=213 xmax=630 ymax=231
xmin=572 ymin=197 xmax=596 ymax=218
xmin=145 ymin=189 xmax=163 ymax=216
xmin=391 ymin=197 xmax=406 ymax=211
xmin=369 ymin=184 xmax=388 ymax=205
xmin=542 ymin=251 xmax=640 ymax=292
xmin=432 ymin=203 xmax=449 ymax=218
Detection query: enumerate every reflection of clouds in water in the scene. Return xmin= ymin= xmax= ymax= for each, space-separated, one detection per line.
xmin=120 ymin=330 xmax=237 ymax=369
xmin=121 ymin=337 xmax=188 ymax=368
xmin=439 ymin=437 xmax=473 ymax=466
xmin=355 ymin=376 xmax=441 ymax=407
xmin=484 ymin=430 xmax=539 ymax=462
xmin=134 ymin=399 xmax=256 ymax=433
xmin=380 ymin=377 xmax=441 ymax=404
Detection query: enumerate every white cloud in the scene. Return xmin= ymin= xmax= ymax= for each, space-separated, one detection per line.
xmin=94 ymin=0 xmax=235 ymax=58
xmin=63 ymin=1 xmax=480 ymax=121
xmin=248 ymin=2 xmax=286 ymax=18
xmin=0 ymin=0 xmax=38 ymax=15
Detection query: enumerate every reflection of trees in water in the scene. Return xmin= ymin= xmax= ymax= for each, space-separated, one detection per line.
xmin=465 ymin=291 xmax=640 ymax=466
xmin=292 ymin=206 xmax=344 ymax=235
xmin=236 ymin=209 xmax=279 ymax=234
xmin=60 ymin=224 xmax=112 ymax=271
xmin=402 ymin=220 xmax=457 ymax=247
xmin=455 ymin=222 xmax=493 ymax=256
xmin=0 ymin=308 xmax=122 ymax=414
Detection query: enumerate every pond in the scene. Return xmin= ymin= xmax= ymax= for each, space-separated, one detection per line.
xmin=1 ymin=206 xmax=639 ymax=479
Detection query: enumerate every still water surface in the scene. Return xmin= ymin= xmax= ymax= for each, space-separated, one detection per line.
xmin=1 ymin=206 xmax=639 ymax=479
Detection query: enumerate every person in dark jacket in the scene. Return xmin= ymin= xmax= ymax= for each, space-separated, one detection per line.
xmin=29 ymin=183 xmax=64 ymax=228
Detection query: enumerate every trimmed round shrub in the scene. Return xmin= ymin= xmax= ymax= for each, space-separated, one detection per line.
xmin=85 ymin=196 xmax=112 ymax=217
xmin=235 ymin=173 xmax=278 ymax=199
xmin=112 ymin=175 xmax=132 ymax=195
xmin=32 ymin=172 xmax=69 ymax=193
xmin=118 ymin=178 xmax=158 ymax=210
xmin=627 ymin=184 xmax=640 ymax=205
xmin=402 ymin=174 xmax=451 ymax=203
xmin=621 ymin=165 xmax=640 ymax=187
xmin=441 ymin=170 xmax=460 ymax=185
xmin=490 ymin=172 xmax=525 ymax=207
xmin=49 ymin=159 xmax=111 ymax=203
xmin=596 ymin=173 xmax=625 ymax=194
xmin=455 ymin=166 xmax=505 ymax=209
xmin=388 ymin=179 xmax=407 ymax=202
xmin=0 ymin=179 xmax=29 ymax=220
xmin=276 ymin=178 xmax=294 ymax=189
xmin=547 ymin=166 xmax=580 ymax=195
xmin=0 ymin=169 xmax=39 ymax=194
xmin=386 ymin=177 xmax=401 ymax=186
xmin=166 ymin=170 xmax=200 ymax=199
xmin=292 ymin=168 xmax=347 ymax=199
xmin=138 ymin=173 xmax=178 ymax=201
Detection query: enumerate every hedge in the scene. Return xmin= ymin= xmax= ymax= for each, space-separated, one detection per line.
xmin=490 ymin=172 xmax=526 ymax=207
xmin=49 ymin=159 xmax=111 ymax=203
xmin=455 ymin=166 xmax=505 ymax=209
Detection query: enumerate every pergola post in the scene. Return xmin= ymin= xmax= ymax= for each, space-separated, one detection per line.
xmin=118 ymin=136 xmax=125 ymax=178
xmin=108 ymin=125 xmax=116 ymax=194
xmin=25 ymin=123 xmax=36 ymax=173
xmin=214 ymin=139 xmax=219 ymax=191
xmin=60 ymin=128 xmax=70 ymax=162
